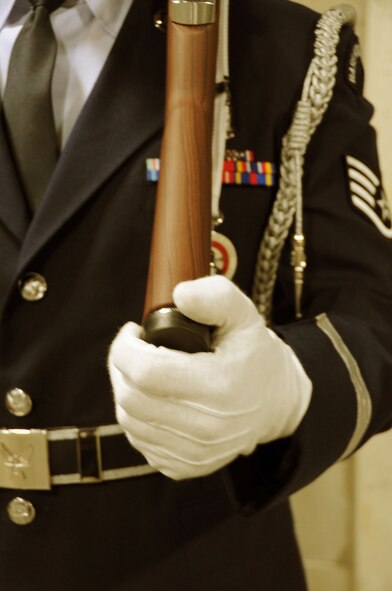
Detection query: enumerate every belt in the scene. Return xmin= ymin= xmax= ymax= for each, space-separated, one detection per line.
xmin=0 ymin=424 xmax=155 ymax=491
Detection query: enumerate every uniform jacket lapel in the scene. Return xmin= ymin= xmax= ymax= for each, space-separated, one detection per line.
xmin=17 ymin=0 xmax=166 ymax=273
xmin=0 ymin=116 xmax=30 ymax=242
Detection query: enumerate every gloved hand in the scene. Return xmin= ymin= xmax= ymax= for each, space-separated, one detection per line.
xmin=108 ymin=276 xmax=312 ymax=480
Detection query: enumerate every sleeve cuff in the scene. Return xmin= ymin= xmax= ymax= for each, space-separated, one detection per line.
xmin=221 ymin=313 xmax=362 ymax=514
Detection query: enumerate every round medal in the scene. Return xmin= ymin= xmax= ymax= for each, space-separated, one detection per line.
xmin=211 ymin=231 xmax=238 ymax=279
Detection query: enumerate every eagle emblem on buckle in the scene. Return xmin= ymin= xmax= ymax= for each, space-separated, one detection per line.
xmin=0 ymin=429 xmax=51 ymax=490
xmin=1 ymin=443 xmax=33 ymax=479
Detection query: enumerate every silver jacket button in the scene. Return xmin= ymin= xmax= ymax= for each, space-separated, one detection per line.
xmin=18 ymin=273 xmax=48 ymax=302
xmin=7 ymin=497 xmax=36 ymax=525
xmin=5 ymin=388 xmax=33 ymax=417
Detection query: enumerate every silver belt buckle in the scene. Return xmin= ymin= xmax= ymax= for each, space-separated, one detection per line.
xmin=0 ymin=429 xmax=51 ymax=490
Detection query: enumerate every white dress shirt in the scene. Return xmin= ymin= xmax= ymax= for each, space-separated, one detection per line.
xmin=0 ymin=0 xmax=135 ymax=147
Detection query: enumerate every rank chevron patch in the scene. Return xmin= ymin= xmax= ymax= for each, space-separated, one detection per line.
xmin=346 ymin=155 xmax=392 ymax=239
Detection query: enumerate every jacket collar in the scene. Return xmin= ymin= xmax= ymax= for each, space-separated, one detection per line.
xmin=0 ymin=0 xmax=135 ymax=32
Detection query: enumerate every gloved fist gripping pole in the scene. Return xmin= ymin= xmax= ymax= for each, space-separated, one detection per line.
xmin=110 ymin=275 xmax=312 ymax=481
xmin=142 ymin=0 xmax=219 ymax=353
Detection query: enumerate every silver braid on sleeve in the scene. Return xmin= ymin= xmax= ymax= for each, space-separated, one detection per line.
xmin=252 ymin=5 xmax=356 ymax=322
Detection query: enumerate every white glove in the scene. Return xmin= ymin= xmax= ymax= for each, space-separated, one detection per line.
xmin=109 ymin=276 xmax=312 ymax=480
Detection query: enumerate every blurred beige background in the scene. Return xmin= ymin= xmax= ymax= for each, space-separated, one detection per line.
xmin=290 ymin=2 xmax=392 ymax=590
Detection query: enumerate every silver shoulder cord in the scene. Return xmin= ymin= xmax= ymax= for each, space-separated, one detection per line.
xmin=251 ymin=4 xmax=357 ymax=322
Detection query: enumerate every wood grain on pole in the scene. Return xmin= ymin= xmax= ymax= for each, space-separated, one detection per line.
xmin=143 ymin=12 xmax=219 ymax=319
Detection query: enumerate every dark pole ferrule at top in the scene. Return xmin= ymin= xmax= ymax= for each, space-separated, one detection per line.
xmin=30 ymin=0 xmax=65 ymax=13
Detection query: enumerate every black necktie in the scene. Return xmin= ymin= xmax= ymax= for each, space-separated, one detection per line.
xmin=3 ymin=0 xmax=65 ymax=212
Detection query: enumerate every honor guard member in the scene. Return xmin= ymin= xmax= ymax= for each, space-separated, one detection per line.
xmin=0 ymin=1 xmax=392 ymax=590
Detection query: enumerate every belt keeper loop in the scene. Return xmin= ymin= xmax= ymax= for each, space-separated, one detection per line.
xmin=77 ymin=428 xmax=103 ymax=483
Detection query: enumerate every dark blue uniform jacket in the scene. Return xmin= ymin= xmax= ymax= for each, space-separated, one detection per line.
xmin=1 ymin=1 xmax=392 ymax=589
